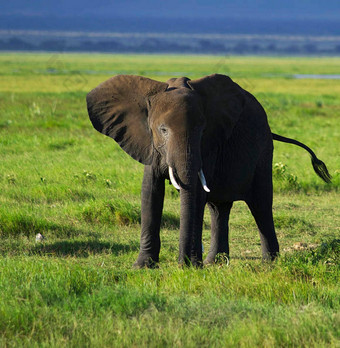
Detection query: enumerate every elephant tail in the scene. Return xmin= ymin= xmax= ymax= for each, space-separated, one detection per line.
xmin=272 ymin=133 xmax=332 ymax=183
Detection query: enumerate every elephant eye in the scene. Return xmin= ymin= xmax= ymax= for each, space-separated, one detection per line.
xmin=159 ymin=125 xmax=168 ymax=136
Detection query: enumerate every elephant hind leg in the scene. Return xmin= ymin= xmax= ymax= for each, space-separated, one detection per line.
xmin=246 ymin=159 xmax=279 ymax=260
xmin=204 ymin=201 xmax=233 ymax=265
xmin=246 ymin=202 xmax=279 ymax=260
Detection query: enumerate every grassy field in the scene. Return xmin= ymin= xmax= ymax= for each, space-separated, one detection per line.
xmin=0 ymin=53 xmax=339 ymax=347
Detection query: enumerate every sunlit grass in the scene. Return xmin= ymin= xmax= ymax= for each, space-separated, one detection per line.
xmin=0 ymin=52 xmax=339 ymax=347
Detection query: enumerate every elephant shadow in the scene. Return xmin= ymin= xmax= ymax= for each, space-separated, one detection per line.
xmin=31 ymin=239 xmax=139 ymax=258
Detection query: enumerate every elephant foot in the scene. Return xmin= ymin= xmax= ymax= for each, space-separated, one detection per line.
xmin=190 ymin=258 xmax=203 ymax=268
xmin=133 ymin=255 xmax=159 ymax=269
xmin=262 ymin=250 xmax=279 ymax=262
xmin=204 ymin=252 xmax=230 ymax=266
xmin=190 ymin=253 xmax=203 ymax=268
xmin=178 ymin=255 xmax=203 ymax=268
xmin=178 ymin=261 xmax=203 ymax=269
xmin=203 ymin=257 xmax=214 ymax=266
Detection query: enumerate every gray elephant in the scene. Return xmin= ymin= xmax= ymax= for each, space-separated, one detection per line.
xmin=86 ymin=74 xmax=331 ymax=267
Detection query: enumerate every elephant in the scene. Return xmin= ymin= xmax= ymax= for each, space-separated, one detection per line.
xmin=86 ymin=74 xmax=331 ymax=267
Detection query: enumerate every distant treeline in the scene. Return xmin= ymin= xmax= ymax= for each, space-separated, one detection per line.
xmin=1 ymin=35 xmax=340 ymax=55
xmin=1 ymin=15 xmax=340 ymax=36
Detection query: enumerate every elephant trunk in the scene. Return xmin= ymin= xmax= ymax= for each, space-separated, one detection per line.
xmin=179 ymin=186 xmax=198 ymax=264
xmin=168 ymin=137 xmax=203 ymax=265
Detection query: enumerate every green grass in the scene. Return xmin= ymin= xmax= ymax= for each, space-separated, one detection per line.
xmin=0 ymin=53 xmax=339 ymax=347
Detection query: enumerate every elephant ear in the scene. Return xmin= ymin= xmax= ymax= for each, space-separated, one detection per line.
xmin=87 ymin=75 xmax=168 ymax=164
xmin=188 ymin=74 xmax=246 ymax=138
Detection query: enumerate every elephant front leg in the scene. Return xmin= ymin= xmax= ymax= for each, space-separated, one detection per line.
xmin=204 ymin=202 xmax=233 ymax=265
xmin=190 ymin=190 xmax=207 ymax=267
xmin=134 ymin=165 xmax=165 ymax=268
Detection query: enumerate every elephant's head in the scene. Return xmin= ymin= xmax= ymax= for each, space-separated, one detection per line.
xmin=87 ymin=74 xmax=246 ymax=264
xmin=87 ymin=74 xmax=245 ymax=189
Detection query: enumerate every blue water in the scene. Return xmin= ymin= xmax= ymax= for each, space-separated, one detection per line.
xmin=293 ymin=74 xmax=340 ymax=79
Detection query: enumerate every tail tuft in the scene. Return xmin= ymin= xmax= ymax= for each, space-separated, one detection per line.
xmin=311 ymin=158 xmax=332 ymax=183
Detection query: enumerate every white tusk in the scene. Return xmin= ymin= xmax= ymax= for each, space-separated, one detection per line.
xmin=169 ymin=167 xmax=181 ymax=190
xmin=198 ymin=169 xmax=210 ymax=192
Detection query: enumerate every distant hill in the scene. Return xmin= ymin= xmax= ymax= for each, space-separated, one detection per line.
xmin=1 ymin=1 xmax=339 ymax=54
xmin=1 ymin=15 xmax=340 ymax=36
